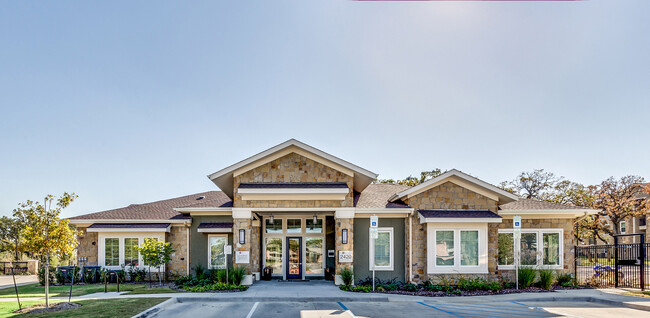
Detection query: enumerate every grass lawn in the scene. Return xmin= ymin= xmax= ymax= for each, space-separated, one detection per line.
xmin=0 ymin=283 xmax=179 ymax=298
xmin=0 ymin=298 xmax=167 ymax=318
xmin=621 ymin=291 xmax=650 ymax=298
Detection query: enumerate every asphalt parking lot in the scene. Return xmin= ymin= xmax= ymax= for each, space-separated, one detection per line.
xmin=151 ymin=300 xmax=650 ymax=318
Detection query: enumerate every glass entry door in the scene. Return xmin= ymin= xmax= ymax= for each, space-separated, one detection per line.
xmin=286 ymin=237 xmax=302 ymax=279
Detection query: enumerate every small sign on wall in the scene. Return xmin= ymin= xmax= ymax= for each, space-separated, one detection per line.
xmin=328 ymin=250 xmax=335 ymax=258
xmin=236 ymin=251 xmax=250 ymax=264
xmin=339 ymin=251 xmax=353 ymax=263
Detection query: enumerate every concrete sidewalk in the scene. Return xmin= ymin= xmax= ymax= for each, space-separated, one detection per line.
xmin=0 ymin=275 xmax=38 ymax=289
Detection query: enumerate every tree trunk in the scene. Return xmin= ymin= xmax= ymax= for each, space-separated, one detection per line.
xmin=45 ymin=253 xmax=50 ymax=308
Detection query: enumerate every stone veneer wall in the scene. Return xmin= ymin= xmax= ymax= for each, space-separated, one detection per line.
xmin=166 ymin=225 xmax=189 ymax=277
xmin=233 ymin=218 xmax=257 ymax=273
xmin=404 ymin=182 xmax=499 ymax=283
xmin=76 ymin=227 xmax=98 ymax=266
xmin=335 ymin=218 xmax=354 ymax=273
xmin=233 ymin=153 xmax=354 ymax=208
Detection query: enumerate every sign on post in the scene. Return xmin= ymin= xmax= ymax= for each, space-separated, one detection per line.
xmin=370 ymin=216 xmax=378 ymax=228
xmin=370 ymin=228 xmax=378 ymax=239
xmin=513 ymin=216 xmax=521 ymax=290
xmin=224 ymin=245 xmax=232 ymax=255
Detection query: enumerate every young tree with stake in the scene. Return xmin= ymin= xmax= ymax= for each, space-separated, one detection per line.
xmin=13 ymin=193 xmax=79 ymax=309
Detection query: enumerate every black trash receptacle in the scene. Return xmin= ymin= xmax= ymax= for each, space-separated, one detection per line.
xmin=262 ymin=266 xmax=273 ymax=280
xmin=82 ymin=266 xmax=102 ymax=284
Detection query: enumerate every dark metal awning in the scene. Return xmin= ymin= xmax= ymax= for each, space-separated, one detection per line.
xmin=197 ymin=222 xmax=234 ymax=233
xmin=418 ymin=210 xmax=502 ymax=223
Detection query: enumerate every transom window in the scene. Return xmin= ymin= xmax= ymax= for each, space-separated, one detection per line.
xmin=497 ymin=229 xmax=563 ymax=268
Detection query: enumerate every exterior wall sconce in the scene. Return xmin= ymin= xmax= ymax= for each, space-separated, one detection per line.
xmin=239 ymin=229 xmax=246 ymax=244
xmin=342 ymin=229 xmax=348 ymax=244
xmin=269 ymin=215 xmax=274 ymax=223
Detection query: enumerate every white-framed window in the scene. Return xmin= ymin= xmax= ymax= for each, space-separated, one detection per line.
xmin=427 ymin=223 xmax=488 ymax=274
xmin=104 ymin=238 xmax=120 ymax=266
xmin=620 ymin=221 xmax=627 ymax=234
xmin=369 ymin=227 xmax=394 ymax=271
xmin=497 ymin=229 xmax=563 ymax=269
xmin=98 ymin=232 xmax=165 ymax=269
xmin=124 ymin=238 xmax=139 ymax=267
xmin=208 ymin=235 xmax=228 ymax=269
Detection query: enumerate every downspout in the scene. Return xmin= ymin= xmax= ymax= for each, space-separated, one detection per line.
xmin=409 ymin=212 xmax=413 ymax=283
xmin=186 ymin=223 xmax=190 ymax=275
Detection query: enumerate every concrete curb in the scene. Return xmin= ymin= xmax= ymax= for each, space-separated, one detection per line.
xmin=176 ymin=296 xmax=390 ymax=303
xmin=513 ymin=296 xmax=650 ymax=313
xmin=131 ymin=297 xmax=178 ymax=318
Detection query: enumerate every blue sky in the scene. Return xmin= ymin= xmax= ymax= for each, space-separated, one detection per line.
xmin=1 ymin=1 xmax=648 ymax=218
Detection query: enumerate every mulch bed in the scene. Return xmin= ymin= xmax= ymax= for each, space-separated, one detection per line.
xmin=348 ymin=286 xmax=579 ymax=297
xmin=14 ymin=302 xmax=81 ymax=314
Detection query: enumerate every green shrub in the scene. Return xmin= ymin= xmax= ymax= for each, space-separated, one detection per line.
xmin=339 ymin=268 xmax=353 ymax=286
xmin=487 ymin=281 xmax=502 ymax=292
xmin=403 ymin=283 xmax=419 ymax=292
xmin=538 ymin=269 xmax=554 ymax=290
xmin=458 ymin=277 xmax=489 ymax=291
xmin=518 ymin=267 xmax=537 ymax=288
xmin=383 ymin=283 xmax=400 ymax=291
xmin=38 ymin=266 xmax=56 ymax=286
xmin=351 ymin=285 xmax=372 ymax=293
xmin=449 ymin=289 xmax=462 ymax=295
xmin=183 ymin=282 xmax=248 ymax=292
xmin=127 ymin=266 xmax=147 ymax=282
xmin=556 ymin=273 xmax=573 ymax=286
xmin=229 ymin=266 xmax=246 ymax=285
xmin=116 ymin=270 xmax=126 ymax=284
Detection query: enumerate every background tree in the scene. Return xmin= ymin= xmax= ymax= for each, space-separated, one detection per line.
xmin=501 ymin=169 xmax=561 ymax=199
xmin=0 ymin=217 xmax=24 ymax=261
xmin=13 ymin=193 xmax=79 ymax=308
xmin=377 ymin=169 xmax=442 ymax=186
xmin=593 ymin=175 xmax=649 ymax=235
xmin=137 ymin=238 xmax=175 ymax=286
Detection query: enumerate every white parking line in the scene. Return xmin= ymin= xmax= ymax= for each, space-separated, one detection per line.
xmin=245 ymin=302 xmax=259 ymax=318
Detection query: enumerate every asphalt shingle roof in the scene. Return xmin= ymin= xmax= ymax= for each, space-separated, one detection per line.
xmin=499 ymin=198 xmax=586 ymax=210
xmin=69 ymin=191 xmax=232 ymax=220
xmin=354 ymin=184 xmax=411 ymax=208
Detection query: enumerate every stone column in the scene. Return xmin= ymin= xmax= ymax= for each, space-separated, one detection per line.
xmin=232 ymin=208 xmax=253 ymax=273
xmin=335 ymin=208 xmax=355 ymax=281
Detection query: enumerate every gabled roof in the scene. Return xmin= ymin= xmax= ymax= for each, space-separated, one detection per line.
xmin=389 ymin=169 xmax=519 ymax=204
xmin=354 ymin=184 xmax=411 ymax=209
xmin=499 ymin=198 xmax=595 ymax=211
xmin=68 ymin=191 xmax=231 ymax=222
xmin=207 ymin=139 xmax=378 ymax=198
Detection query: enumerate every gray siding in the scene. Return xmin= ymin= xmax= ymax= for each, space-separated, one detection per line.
xmin=190 ymin=216 xmax=234 ymax=273
xmin=353 ymin=218 xmax=405 ymax=283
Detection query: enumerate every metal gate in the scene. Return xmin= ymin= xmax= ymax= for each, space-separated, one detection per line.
xmin=575 ymin=234 xmax=647 ymax=290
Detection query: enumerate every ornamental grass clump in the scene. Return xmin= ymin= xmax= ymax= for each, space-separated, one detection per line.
xmin=339 ymin=268 xmax=353 ymax=286
xmin=538 ymin=269 xmax=554 ymax=290
xmin=518 ymin=267 xmax=537 ymax=288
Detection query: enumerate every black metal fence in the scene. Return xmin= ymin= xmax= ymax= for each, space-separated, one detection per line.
xmin=576 ymin=239 xmax=649 ymax=289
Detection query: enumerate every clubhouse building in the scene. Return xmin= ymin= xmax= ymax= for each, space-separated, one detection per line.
xmin=69 ymin=139 xmax=597 ymax=284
